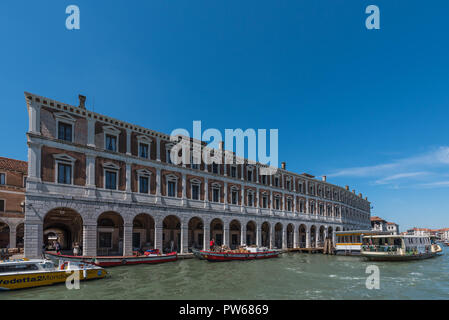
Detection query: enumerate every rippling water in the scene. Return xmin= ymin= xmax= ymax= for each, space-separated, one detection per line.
xmin=3 ymin=247 xmax=449 ymax=300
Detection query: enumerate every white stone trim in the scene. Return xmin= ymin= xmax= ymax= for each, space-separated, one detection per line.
xmin=103 ymin=125 xmax=121 ymax=152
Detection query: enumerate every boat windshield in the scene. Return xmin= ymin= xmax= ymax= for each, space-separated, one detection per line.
xmin=0 ymin=263 xmax=39 ymax=274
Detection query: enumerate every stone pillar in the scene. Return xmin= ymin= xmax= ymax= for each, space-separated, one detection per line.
xmin=27 ymin=142 xmax=42 ymax=183
xmin=85 ymin=154 xmax=96 ymax=198
xmin=87 ymin=118 xmax=96 ymax=147
xmin=181 ymin=173 xmax=187 ymax=205
xmin=156 ymin=168 xmax=162 ymax=203
xmin=181 ymin=222 xmax=188 ymax=254
xmin=126 ymin=129 xmax=132 ymax=155
xmin=123 ymin=223 xmax=133 ymax=256
xmin=256 ymin=224 xmax=261 ymax=247
xmin=269 ymin=224 xmax=274 ymax=249
xmin=223 ymin=226 xmax=229 ymax=247
xmin=82 ymin=224 xmax=97 ymax=256
xmin=156 ymin=137 xmax=161 ymax=161
xmin=282 ymin=228 xmax=287 ymax=249
xmin=125 ymin=163 xmax=132 ymax=201
xmin=293 ymin=226 xmax=299 ymax=248
xmin=203 ymin=223 xmax=210 ymax=251
xmin=24 ymin=222 xmax=43 ymax=259
xmin=306 ymin=229 xmax=310 ymax=248
xmin=9 ymin=228 xmax=16 ymax=249
xmin=28 ymin=99 xmax=41 ymax=135
xmin=204 ymin=178 xmax=209 ymax=208
xmin=241 ymin=162 xmax=244 ymax=181
xmin=241 ymin=224 xmax=246 ymax=246
xmin=224 ymin=182 xmax=228 ymax=205
xmin=155 ymin=222 xmax=163 ymax=252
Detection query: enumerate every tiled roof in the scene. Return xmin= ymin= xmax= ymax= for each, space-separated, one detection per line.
xmin=0 ymin=157 xmax=28 ymax=173
xmin=370 ymin=216 xmax=386 ymax=222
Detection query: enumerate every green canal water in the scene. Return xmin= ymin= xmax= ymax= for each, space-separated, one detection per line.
xmin=3 ymin=247 xmax=449 ymax=300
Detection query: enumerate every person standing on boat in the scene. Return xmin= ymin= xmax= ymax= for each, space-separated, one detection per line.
xmin=55 ymin=241 xmax=61 ymax=255
xmin=210 ymin=238 xmax=215 ymax=251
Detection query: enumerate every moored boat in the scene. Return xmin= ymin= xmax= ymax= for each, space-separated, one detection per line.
xmin=361 ymin=235 xmax=443 ymax=261
xmin=45 ymin=251 xmax=178 ymax=267
xmin=334 ymin=230 xmax=391 ymax=256
xmin=192 ymin=246 xmax=280 ymax=262
xmin=0 ymin=258 xmax=106 ymax=290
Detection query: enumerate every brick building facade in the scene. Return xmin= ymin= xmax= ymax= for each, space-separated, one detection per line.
xmin=24 ymin=92 xmax=371 ymax=258
xmin=0 ymin=157 xmax=26 ymax=249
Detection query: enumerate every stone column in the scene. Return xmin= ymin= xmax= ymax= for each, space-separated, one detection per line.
xmin=306 ymin=228 xmax=310 ymax=248
xmin=87 ymin=118 xmax=96 ymax=147
xmin=24 ymin=222 xmax=43 ymax=259
xmin=86 ymin=154 xmax=96 ymax=185
xmin=82 ymin=224 xmax=97 ymax=256
xmin=125 ymin=163 xmax=132 ymax=201
xmin=28 ymin=99 xmax=41 ymax=135
xmin=241 ymin=224 xmax=246 ymax=246
xmin=282 ymin=228 xmax=287 ymax=249
xmin=223 ymin=226 xmax=229 ymax=247
xmin=204 ymin=178 xmax=209 ymax=208
xmin=269 ymin=224 xmax=274 ymax=249
xmin=126 ymin=129 xmax=132 ymax=155
xmin=203 ymin=223 xmax=210 ymax=251
xmin=155 ymin=221 xmax=163 ymax=252
xmin=27 ymin=142 xmax=42 ymax=184
xmin=293 ymin=226 xmax=299 ymax=248
xmin=241 ymin=162 xmax=244 ymax=181
xmin=123 ymin=223 xmax=133 ymax=256
xmin=9 ymin=228 xmax=16 ymax=249
xmin=256 ymin=224 xmax=261 ymax=247
xmin=182 ymin=173 xmax=187 ymax=205
xmin=181 ymin=222 xmax=189 ymax=254
xmin=156 ymin=137 xmax=161 ymax=161
xmin=156 ymin=167 xmax=162 ymax=203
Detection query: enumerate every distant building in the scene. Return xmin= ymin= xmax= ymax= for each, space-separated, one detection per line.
xmin=370 ymin=216 xmax=387 ymax=232
xmin=407 ymin=228 xmax=431 ymax=237
xmin=0 ymin=157 xmax=27 ymax=249
xmin=386 ymin=222 xmax=399 ymax=235
xmin=370 ymin=216 xmax=399 ymax=234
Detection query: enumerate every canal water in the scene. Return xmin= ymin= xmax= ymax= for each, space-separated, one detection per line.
xmin=3 ymin=247 xmax=449 ymax=300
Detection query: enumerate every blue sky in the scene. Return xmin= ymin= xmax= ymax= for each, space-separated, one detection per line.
xmin=1 ymin=1 xmax=448 ymax=230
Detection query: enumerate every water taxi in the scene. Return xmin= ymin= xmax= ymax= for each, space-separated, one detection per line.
xmin=192 ymin=246 xmax=280 ymax=262
xmin=45 ymin=250 xmax=177 ymax=267
xmin=334 ymin=230 xmax=391 ymax=256
xmin=0 ymin=258 xmax=106 ymax=290
xmin=361 ymin=235 xmax=443 ymax=261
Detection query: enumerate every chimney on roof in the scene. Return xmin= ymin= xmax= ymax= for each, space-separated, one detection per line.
xmin=365 ymin=197 xmax=368 ymax=201
xmin=345 ymin=185 xmax=349 ymax=190
xmin=219 ymin=141 xmax=224 ymax=150
xmin=281 ymin=162 xmax=286 ymax=170
xmin=322 ymin=176 xmax=327 ymax=182
xmin=352 ymin=190 xmax=356 ymax=194
xmin=78 ymin=94 xmax=86 ymax=109
xmin=359 ymin=193 xmax=362 ymax=198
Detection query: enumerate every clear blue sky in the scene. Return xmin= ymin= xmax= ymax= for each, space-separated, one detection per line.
xmin=1 ymin=1 xmax=448 ymax=231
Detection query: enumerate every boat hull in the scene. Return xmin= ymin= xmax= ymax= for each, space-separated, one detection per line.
xmin=193 ymin=249 xmax=280 ymax=262
xmin=0 ymin=268 xmax=106 ymax=291
xmin=361 ymin=252 xmax=438 ymax=261
xmin=45 ymin=251 xmax=178 ymax=267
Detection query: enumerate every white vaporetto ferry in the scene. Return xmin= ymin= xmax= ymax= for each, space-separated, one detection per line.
xmin=334 ymin=230 xmax=391 ymax=256
xmin=360 ymin=235 xmax=443 ymax=261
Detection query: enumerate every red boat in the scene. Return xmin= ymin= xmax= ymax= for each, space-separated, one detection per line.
xmin=192 ymin=248 xmax=280 ymax=262
xmin=45 ymin=251 xmax=178 ymax=267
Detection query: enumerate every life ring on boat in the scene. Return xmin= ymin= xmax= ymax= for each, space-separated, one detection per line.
xmin=60 ymin=262 xmax=68 ymax=270
xmin=121 ymin=259 xmax=127 ymax=265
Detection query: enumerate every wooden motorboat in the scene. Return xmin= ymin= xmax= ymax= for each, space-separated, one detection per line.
xmin=361 ymin=235 xmax=443 ymax=261
xmin=192 ymin=246 xmax=280 ymax=262
xmin=0 ymin=258 xmax=106 ymax=290
xmin=45 ymin=250 xmax=177 ymax=267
